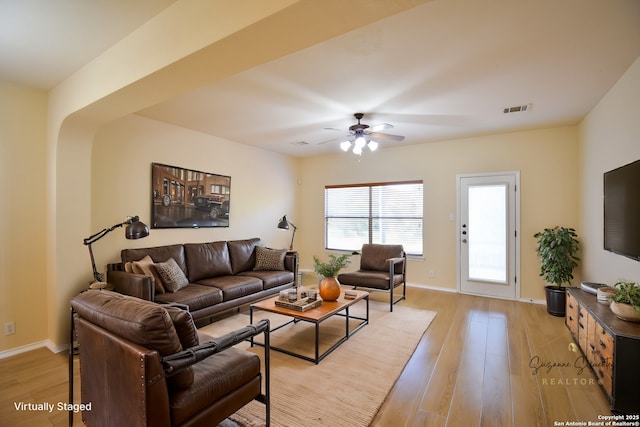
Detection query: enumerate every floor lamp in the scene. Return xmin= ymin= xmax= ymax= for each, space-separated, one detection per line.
xmin=70 ymin=215 xmax=149 ymax=426
xmin=277 ymin=215 xmax=297 ymax=250
xmin=82 ymin=215 xmax=149 ymax=284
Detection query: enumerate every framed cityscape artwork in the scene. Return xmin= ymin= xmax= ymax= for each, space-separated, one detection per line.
xmin=151 ymin=163 xmax=230 ymax=228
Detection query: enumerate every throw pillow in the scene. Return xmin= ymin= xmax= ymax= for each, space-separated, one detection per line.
xmin=131 ymin=255 xmax=165 ymax=294
xmin=254 ymin=246 xmax=286 ymax=271
xmin=124 ymin=261 xmax=133 ymax=273
xmin=154 ymin=258 xmax=189 ymax=293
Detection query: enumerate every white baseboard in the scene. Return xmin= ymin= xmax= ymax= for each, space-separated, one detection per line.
xmin=406 ymin=282 xmax=458 ymax=293
xmin=0 ymin=341 xmax=47 ymax=360
xmin=407 ymin=282 xmax=546 ymax=305
xmin=0 ymin=340 xmax=69 ymax=360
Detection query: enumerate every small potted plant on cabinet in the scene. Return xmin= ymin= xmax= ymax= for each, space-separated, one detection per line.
xmin=534 ymin=226 xmax=580 ymax=317
xmin=313 ymin=253 xmax=351 ymax=301
xmin=610 ymin=281 xmax=640 ymax=322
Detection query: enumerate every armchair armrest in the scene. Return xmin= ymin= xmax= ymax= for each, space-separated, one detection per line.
xmin=162 ymin=319 xmax=270 ymax=376
xmin=387 ymin=256 xmax=406 ymax=275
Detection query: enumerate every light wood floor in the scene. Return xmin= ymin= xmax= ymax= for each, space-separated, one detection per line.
xmin=371 ymin=287 xmax=612 ymax=426
xmin=0 ymin=287 xmax=611 ymax=426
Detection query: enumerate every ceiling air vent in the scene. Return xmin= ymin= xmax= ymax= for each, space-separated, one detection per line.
xmin=503 ymin=103 xmax=532 ymax=114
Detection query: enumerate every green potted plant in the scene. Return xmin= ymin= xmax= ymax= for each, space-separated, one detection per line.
xmin=609 ymin=281 xmax=640 ymax=322
xmin=313 ymin=254 xmax=351 ymax=301
xmin=534 ymin=226 xmax=580 ymax=317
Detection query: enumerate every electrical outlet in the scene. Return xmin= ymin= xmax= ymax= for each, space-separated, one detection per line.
xmin=428 ymin=270 xmax=435 ymax=278
xmin=4 ymin=321 xmax=15 ymax=335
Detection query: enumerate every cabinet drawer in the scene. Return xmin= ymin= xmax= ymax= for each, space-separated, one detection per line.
xmin=566 ymin=292 xmax=579 ymax=337
xmin=587 ymin=314 xmax=597 ymax=364
xmin=578 ymin=306 xmax=588 ymax=352
xmin=594 ymin=324 xmax=614 ymax=398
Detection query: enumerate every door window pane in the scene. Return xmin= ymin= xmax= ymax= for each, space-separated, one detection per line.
xmin=468 ymin=185 xmax=507 ymax=282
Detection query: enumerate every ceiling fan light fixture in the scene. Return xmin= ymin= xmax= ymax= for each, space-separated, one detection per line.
xmin=367 ymin=140 xmax=379 ymax=151
xmin=354 ymin=135 xmax=367 ymax=149
xmin=340 ymin=140 xmax=352 ymax=152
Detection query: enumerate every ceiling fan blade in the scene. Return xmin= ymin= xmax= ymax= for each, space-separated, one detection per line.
xmin=370 ymin=123 xmax=393 ymax=132
xmin=316 ymin=136 xmax=350 ymax=145
xmin=368 ymin=132 xmax=405 ymax=142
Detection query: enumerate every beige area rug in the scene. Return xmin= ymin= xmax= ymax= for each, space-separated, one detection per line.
xmin=200 ymin=297 xmax=436 ymax=427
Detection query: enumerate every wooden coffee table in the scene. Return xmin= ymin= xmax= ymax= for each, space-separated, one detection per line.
xmin=249 ymin=290 xmax=369 ymax=364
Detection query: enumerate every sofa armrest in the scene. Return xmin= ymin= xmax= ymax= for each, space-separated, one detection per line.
xmin=107 ymin=270 xmax=155 ymax=301
xmin=162 ymin=319 xmax=270 ymax=376
xmin=285 ymin=251 xmax=298 ymax=276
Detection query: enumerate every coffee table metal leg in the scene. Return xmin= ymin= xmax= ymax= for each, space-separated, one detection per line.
xmin=250 ymin=306 xmax=254 ymax=347
xmin=315 ymin=322 xmax=320 ymax=364
xmin=345 ymin=305 xmax=350 ymax=338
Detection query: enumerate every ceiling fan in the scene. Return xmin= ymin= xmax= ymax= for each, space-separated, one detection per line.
xmin=322 ymin=113 xmax=405 ymax=154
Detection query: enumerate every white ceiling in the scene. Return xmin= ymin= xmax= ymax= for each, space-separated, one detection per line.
xmin=0 ymin=0 xmax=177 ymax=89
xmin=2 ymin=0 xmax=640 ymax=157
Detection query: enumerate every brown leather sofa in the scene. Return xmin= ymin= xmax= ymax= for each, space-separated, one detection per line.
xmin=70 ymin=290 xmax=270 ymax=427
xmin=107 ymin=238 xmax=297 ymax=323
xmin=337 ymin=243 xmax=407 ymax=311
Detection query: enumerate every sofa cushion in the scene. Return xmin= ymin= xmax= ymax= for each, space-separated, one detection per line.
xmin=155 ymin=284 xmax=224 ymax=311
xmin=239 ymin=270 xmax=295 ymax=290
xmin=122 ymin=244 xmax=187 ymax=277
xmin=155 ymin=258 xmax=189 ymax=293
xmin=184 ymin=241 xmax=233 ymax=282
xmin=163 ymin=305 xmax=199 ymax=349
xmin=254 ymin=246 xmax=286 ymax=271
xmin=169 ymin=347 xmax=260 ymax=426
xmin=71 ymin=290 xmax=194 ymax=388
xmin=195 ymin=275 xmax=262 ymax=301
xmin=227 ymin=238 xmax=260 ymax=274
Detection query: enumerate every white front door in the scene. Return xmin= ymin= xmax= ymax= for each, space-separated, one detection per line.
xmin=457 ymin=172 xmax=519 ymax=299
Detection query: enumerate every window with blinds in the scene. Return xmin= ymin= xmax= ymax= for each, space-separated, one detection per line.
xmin=324 ymin=180 xmax=423 ymax=256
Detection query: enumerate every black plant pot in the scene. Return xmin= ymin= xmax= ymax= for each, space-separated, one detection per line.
xmin=545 ymin=286 xmax=567 ymax=317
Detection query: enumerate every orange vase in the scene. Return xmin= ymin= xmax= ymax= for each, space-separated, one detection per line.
xmin=319 ymin=276 xmax=341 ymax=301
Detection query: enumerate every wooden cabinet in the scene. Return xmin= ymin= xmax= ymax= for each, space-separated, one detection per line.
xmin=565 ymin=288 xmax=640 ymax=414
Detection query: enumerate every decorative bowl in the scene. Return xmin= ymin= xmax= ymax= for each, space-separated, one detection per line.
xmin=610 ymin=301 xmax=640 ymax=322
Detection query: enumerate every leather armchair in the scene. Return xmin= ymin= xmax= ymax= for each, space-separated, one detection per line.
xmin=69 ymin=290 xmax=269 ymax=427
xmin=337 ymin=244 xmax=407 ymax=311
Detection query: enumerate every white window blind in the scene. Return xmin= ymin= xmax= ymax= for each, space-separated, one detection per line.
xmin=324 ymin=181 xmax=423 ymax=256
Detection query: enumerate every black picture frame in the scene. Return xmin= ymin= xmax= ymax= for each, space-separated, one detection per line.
xmin=151 ymin=162 xmax=230 ymax=229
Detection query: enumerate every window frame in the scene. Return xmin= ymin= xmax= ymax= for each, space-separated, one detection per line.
xmin=324 ymin=180 xmax=424 ymax=256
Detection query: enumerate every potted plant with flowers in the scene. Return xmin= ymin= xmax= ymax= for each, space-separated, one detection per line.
xmin=534 ymin=226 xmax=580 ymax=317
xmin=313 ymin=253 xmax=351 ymax=301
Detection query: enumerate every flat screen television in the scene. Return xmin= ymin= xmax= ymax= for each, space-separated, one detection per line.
xmin=604 ymin=159 xmax=640 ymax=261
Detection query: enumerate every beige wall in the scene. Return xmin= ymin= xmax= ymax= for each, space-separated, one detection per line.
xmin=296 ymin=126 xmax=580 ymax=301
xmin=0 ymin=81 xmax=48 ymax=351
xmin=90 ymin=114 xmax=298 ymax=269
xmin=44 ymin=0 xmax=428 ymax=350
xmin=579 ymin=56 xmax=640 ymax=284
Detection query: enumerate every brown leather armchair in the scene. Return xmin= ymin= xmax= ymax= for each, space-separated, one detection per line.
xmin=69 ymin=290 xmax=269 ymax=427
xmin=337 ymin=244 xmax=407 ymax=311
